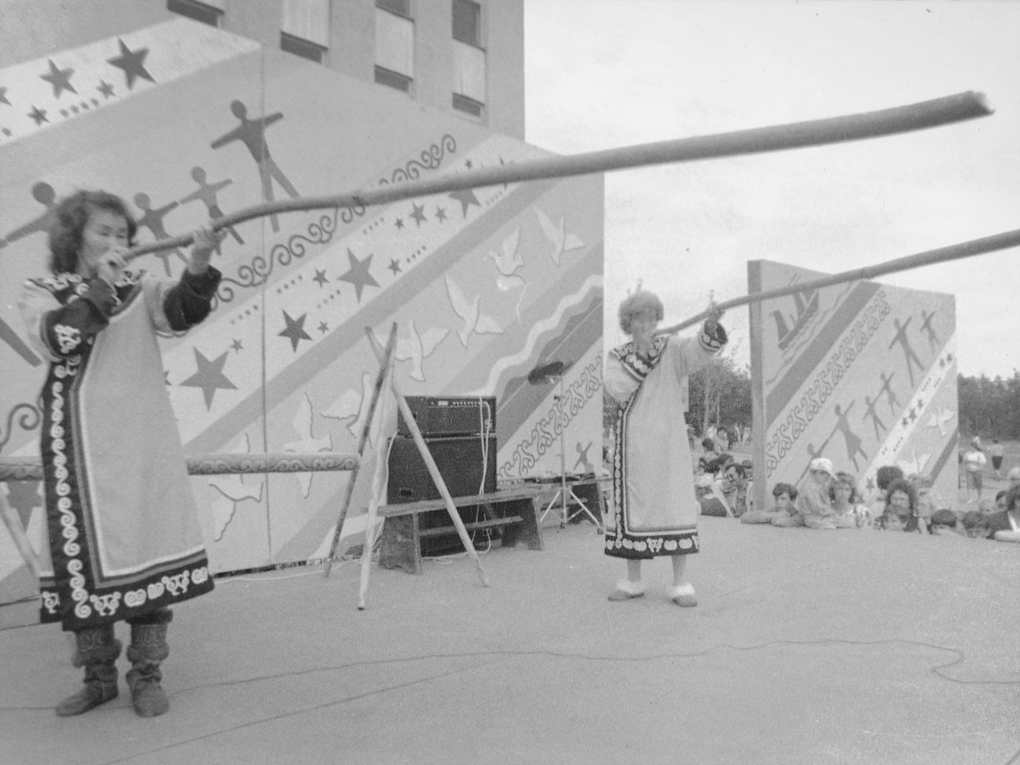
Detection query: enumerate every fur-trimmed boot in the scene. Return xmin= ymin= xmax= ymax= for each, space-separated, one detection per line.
xmin=125 ymin=609 xmax=173 ymax=718
xmin=55 ymin=624 xmax=121 ymax=716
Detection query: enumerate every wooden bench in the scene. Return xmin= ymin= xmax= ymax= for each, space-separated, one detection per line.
xmin=377 ymin=486 xmax=545 ymax=575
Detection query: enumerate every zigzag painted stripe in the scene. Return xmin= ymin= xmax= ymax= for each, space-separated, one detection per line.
xmin=467 ymin=273 xmax=603 ymax=396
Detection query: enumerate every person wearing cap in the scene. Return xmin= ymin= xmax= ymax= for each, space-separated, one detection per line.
xmin=797 ymin=458 xmax=855 ymax=529
xmin=603 ymin=290 xmax=727 ymax=607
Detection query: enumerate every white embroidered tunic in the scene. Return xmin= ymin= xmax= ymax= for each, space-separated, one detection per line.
xmin=603 ymin=325 xmax=725 ymax=558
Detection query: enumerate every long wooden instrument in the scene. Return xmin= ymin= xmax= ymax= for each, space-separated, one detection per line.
xmin=656 ymin=227 xmax=1020 ymax=336
xmin=124 ymin=91 xmax=992 ymax=260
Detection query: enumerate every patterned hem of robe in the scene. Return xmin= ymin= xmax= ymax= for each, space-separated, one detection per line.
xmin=603 ymin=530 xmax=700 ymax=559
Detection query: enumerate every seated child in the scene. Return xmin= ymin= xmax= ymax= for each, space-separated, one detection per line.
xmin=797 ymin=458 xmax=856 ymax=529
xmin=741 ymin=482 xmax=801 ymax=526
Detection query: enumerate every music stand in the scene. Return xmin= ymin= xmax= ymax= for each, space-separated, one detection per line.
xmin=527 ymin=360 xmax=603 ymax=531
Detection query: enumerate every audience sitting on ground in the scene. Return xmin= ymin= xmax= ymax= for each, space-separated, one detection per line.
xmin=716 ymin=462 xmax=750 ymax=518
xmin=872 ymin=465 xmax=906 ymax=528
xmin=797 ymin=458 xmax=856 ymax=529
xmin=695 ymin=474 xmax=730 ymax=517
xmin=929 ymin=506 xmax=958 ymax=531
xmin=911 ymin=474 xmax=950 ymax=512
xmin=699 ymin=437 xmax=721 ymax=467
xmin=995 ymin=490 xmax=1008 ymax=512
xmin=878 ymin=478 xmax=921 ymax=532
xmin=741 ymin=482 xmax=802 ymax=526
xmin=831 ymin=471 xmax=871 ymax=527
xmin=913 ymin=489 xmax=940 ymax=534
xmin=960 ymin=508 xmax=991 ymax=538
xmin=985 ymin=484 xmax=1020 ymax=542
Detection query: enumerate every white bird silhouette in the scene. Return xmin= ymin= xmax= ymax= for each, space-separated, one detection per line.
xmin=536 ymin=207 xmax=584 ymax=266
xmin=489 ymin=228 xmax=524 ymax=276
xmin=395 ymin=318 xmax=449 ymax=382
xmin=927 ymin=406 xmax=955 ymax=436
xmin=897 ymin=450 xmax=931 ymax=478
xmin=284 ymin=392 xmax=333 ymax=497
xmin=487 ymin=228 xmax=528 ymax=321
xmin=446 ymin=275 xmax=503 ymax=347
xmin=207 ymin=433 xmax=265 ymax=542
xmin=324 ymin=373 xmax=373 ymax=440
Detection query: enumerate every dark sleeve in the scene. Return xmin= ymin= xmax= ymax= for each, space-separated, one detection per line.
xmin=162 ymin=266 xmax=222 ymax=331
xmin=41 ymin=279 xmax=118 ymax=358
xmin=986 ymin=512 xmax=1011 ymax=538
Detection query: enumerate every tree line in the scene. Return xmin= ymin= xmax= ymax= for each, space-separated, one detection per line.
xmin=958 ymin=372 xmax=1020 ymax=440
xmin=604 ymin=361 xmax=1017 ymax=443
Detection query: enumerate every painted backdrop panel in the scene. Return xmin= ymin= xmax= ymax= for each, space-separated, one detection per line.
xmin=749 ymin=260 xmax=957 ymax=512
xmin=0 ymin=5 xmax=604 ymax=626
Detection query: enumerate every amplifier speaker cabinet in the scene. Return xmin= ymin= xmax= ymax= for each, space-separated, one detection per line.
xmin=397 ymin=396 xmax=495 ymax=438
xmin=387 ymin=434 xmax=497 ymax=504
xmin=387 ymin=434 xmax=499 ymax=556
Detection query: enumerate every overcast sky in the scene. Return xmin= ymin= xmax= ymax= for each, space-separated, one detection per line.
xmin=523 ymin=0 xmax=1020 ymax=379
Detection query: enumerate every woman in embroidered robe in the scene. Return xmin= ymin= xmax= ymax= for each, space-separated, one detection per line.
xmin=603 ymin=290 xmax=726 ymax=607
xmin=19 ymin=190 xmax=224 ymax=718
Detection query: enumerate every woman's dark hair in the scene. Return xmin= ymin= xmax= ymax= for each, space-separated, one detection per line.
xmin=48 ymin=190 xmax=136 ymax=274
xmin=884 ymin=478 xmax=917 ymax=513
xmin=832 ymin=471 xmax=863 ymax=504
xmin=723 ymin=463 xmax=745 ymax=480
xmin=1006 ymin=484 xmax=1020 ymax=513
xmin=772 ymin=482 xmax=798 ymax=501
xmin=875 ymin=465 xmax=905 ymax=493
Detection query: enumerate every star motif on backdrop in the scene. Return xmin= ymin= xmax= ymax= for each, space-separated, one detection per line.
xmin=41 ymin=59 xmax=77 ymax=99
xmin=338 ymin=248 xmax=379 ymax=302
xmin=97 ymin=80 xmax=115 ymax=99
xmin=312 ymin=268 xmax=329 ymax=287
xmin=410 ymin=202 xmax=427 ymax=227
xmin=107 ymin=38 xmax=155 ymax=90
xmin=318 ymin=321 xmax=329 ymax=334
xmin=0 ymin=87 xmax=10 ymax=106
xmin=230 ymin=338 xmax=243 ymax=353
xmin=6 ymin=479 xmax=42 ymax=529
xmin=449 ymin=188 xmax=481 ymax=218
xmin=465 ymin=159 xmax=474 ymax=169
xmin=394 ymin=217 xmax=405 ymax=230
xmin=180 ymin=348 xmax=237 ymax=410
xmin=28 ymin=106 xmax=48 ymax=125
xmin=388 ymin=258 xmax=402 ymax=275
xmin=435 ymin=206 xmax=447 ymax=222
xmin=279 ymin=310 xmax=312 ymax=352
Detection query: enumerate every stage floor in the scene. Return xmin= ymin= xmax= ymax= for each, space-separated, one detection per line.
xmin=0 ymin=516 xmax=1017 ymax=765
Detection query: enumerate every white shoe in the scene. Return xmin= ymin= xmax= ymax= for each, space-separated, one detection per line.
xmin=669 ymin=583 xmax=697 ymax=608
xmin=608 ymin=578 xmax=645 ymax=602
